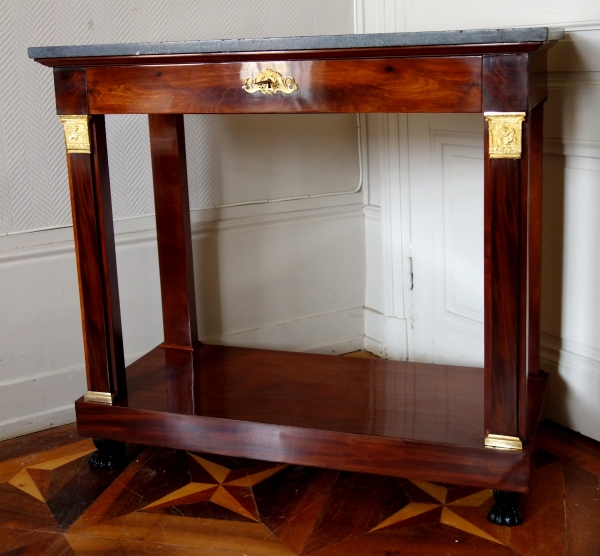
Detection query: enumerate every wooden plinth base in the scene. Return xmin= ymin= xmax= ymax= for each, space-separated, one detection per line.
xmin=76 ymin=344 xmax=547 ymax=492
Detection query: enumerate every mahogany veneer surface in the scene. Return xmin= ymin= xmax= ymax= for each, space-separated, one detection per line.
xmin=115 ymin=344 xmax=483 ymax=448
xmin=85 ymin=57 xmax=482 ymax=114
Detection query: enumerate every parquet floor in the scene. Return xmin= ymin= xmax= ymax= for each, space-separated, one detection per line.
xmin=0 ymin=420 xmax=599 ymax=555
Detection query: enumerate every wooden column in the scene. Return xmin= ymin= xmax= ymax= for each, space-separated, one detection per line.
xmin=482 ymin=55 xmax=529 ymax=442
xmin=521 ymin=102 xmax=544 ymax=441
xmin=55 ymin=68 xmax=126 ymax=401
xmin=148 ymin=114 xmax=198 ymax=348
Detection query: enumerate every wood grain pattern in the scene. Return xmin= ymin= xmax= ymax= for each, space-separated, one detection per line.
xmin=482 ymin=55 xmax=535 ymax=439
xmin=525 ymin=372 xmax=547 ymax=452
xmin=53 ymin=68 xmax=88 ymax=114
xmin=124 ymin=344 xmax=482 ymax=447
xmin=76 ymin=400 xmax=531 ymax=492
xmin=0 ymin=425 xmax=83 ymax=464
xmin=527 ymin=103 xmax=544 ymax=382
xmin=64 ymin=115 xmax=125 ymax=397
xmin=517 ymin=103 xmax=544 ymax=441
xmin=0 ymin=529 xmax=68 ymax=555
xmin=482 ymin=54 xmax=529 ymax=112
xmin=564 ymin=460 xmax=600 ymax=555
xmin=483 ymin=153 xmax=521 ymax=437
xmin=65 ymin=154 xmax=112 ymax=390
xmin=90 ymin=116 xmax=126 ymax=397
xmin=255 ymin=467 xmax=339 ymax=554
xmin=73 ymin=343 xmax=544 ymax=492
xmin=86 ymin=57 xmax=482 ymax=114
xmin=541 ymin=420 xmax=600 ymax=462
xmin=3 ymin=418 xmax=599 ymax=555
xmin=517 ymin=110 xmax=531 ymax=441
xmin=149 ymin=114 xmax=198 ymax=348
xmin=528 ymin=46 xmax=550 ymax=109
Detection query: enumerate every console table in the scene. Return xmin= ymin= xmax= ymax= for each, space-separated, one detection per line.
xmin=29 ymin=27 xmax=562 ymax=525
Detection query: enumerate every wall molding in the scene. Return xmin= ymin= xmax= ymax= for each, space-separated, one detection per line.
xmin=431 ymin=129 xmax=485 ymax=337
xmin=540 ymin=332 xmax=600 ymax=440
xmin=547 ymin=72 xmax=600 ymax=88
xmin=544 ymin=137 xmax=600 ymax=159
xmin=556 ymin=20 xmax=600 ymax=32
xmin=0 ymin=199 xmax=365 ymax=441
xmin=0 ymin=405 xmax=76 ymax=443
xmin=364 ymin=204 xmax=381 ymax=221
xmin=206 ymin=305 xmax=364 ymax=354
xmin=0 ymin=198 xmax=364 ymax=265
xmin=544 ymin=137 xmax=600 ymax=173
xmin=0 ymin=305 xmax=364 ymax=441
xmin=495 ymin=20 xmax=600 ymax=32
xmin=363 ymin=307 xmax=408 ymax=359
xmin=363 ymin=315 xmax=600 ymax=442
xmin=0 ymin=190 xmax=362 ymax=241
xmin=364 ymin=306 xmax=383 ymax=353
xmin=368 ymin=112 xmax=413 ymax=359
xmin=541 ymin=332 xmax=600 ymax=374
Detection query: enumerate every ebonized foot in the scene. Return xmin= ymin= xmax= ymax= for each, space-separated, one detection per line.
xmin=88 ymin=438 xmax=126 ymax=470
xmin=488 ymin=490 xmax=523 ymax=526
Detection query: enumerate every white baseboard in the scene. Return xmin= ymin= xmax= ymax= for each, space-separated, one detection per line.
xmin=363 ymin=307 xmax=408 ymax=360
xmin=0 ymin=310 xmax=364 ymax=441
xmin=363 ymin=310 xmax=600 ymax=443
xmin=0 ymin=365 xmax=86 ymax=441
xmin=206 ymin=306 xmax=364 ymax=354
xmin=540 ymin=333 xmax=600 ymax=442
xmin=0 ymin=347 xmax=161 ymax=441
xmin=4 ymin=323 xmax=600 ymax=444
xmin=0 ymin=198 xmax=365 ymax=441
xmin=364 ymin=307 xmax=384 ymax=356
xmin=0 ymin=405 xmax=77 ymax=442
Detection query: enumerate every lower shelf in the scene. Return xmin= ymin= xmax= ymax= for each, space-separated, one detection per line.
xmin=75 ymin=343 xmax=547 ymax=492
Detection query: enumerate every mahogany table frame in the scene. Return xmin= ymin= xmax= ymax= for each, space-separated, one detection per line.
xmin=32 ymin=32 xmax=557 ymax=494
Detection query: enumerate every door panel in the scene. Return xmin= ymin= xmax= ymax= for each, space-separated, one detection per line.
xmin=408 ymin=114 xmax=484 ymax=367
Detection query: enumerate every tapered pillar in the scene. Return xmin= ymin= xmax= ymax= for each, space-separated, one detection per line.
xmin=149 ymin=114 xmax=198 ymax=349
xmin=55 ymin=68 xmax=126 ymax=402
xmin=521 ymin=102 xmax=544 ymax=440
xmin=482 ymin=54 xmax=530 ymax=446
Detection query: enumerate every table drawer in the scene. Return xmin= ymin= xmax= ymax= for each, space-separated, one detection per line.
xmin=86 ymin=56 xmax=482 ymax=114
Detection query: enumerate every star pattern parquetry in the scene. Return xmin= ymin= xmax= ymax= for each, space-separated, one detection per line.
xmin=8 ymin=444 xmax=96 ymax=503
xmin=0 ymin=438 xmax=123 ymax=534
xmin=371 ymin=479 xmax=502 ymax=544
xmin=0 ymin=428 xmax=579 ymax=555
xmin=140 ymin=453 xmax=287 ymax=521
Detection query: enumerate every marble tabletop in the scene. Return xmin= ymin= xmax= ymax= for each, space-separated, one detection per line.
xmin=28 ymin=27 xmax=564 ymax=59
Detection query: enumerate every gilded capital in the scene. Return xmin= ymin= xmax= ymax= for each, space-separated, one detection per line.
xmin=484 ymin=112 xmax=526 ymax=159
xmin=58 ymin=115 xmax=91 ymax=154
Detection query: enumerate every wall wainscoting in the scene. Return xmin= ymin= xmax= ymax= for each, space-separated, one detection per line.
xmin=541 ymin=334 xmax=600 ymax=440
xmin=0 ymin=196 xmax=365 ymax=440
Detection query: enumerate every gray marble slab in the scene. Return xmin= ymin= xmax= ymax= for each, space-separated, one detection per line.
xmin=28 ymin=27 xmax=563 ymax=59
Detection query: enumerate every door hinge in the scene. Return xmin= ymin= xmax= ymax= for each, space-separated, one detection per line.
xmin=405 ymin=257 xmax=413 ymax=290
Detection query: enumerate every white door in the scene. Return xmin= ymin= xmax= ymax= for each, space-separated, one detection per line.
xmin=407 ymin=114 xmax=485 ymax=367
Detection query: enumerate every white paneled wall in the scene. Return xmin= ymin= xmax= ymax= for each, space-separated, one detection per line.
xmin=358 ymin=0 xmax=600 ymax=440
xmin=0 ymin=0 xmax=363 ymax=440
